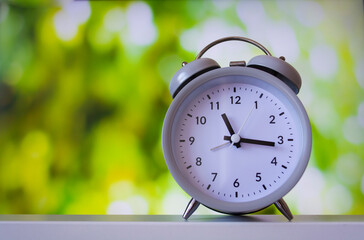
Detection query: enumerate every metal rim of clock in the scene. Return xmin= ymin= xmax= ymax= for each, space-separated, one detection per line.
xmin=163 ymin=67 xmax=312 ymax=214
xmin=195 ymin=36 xmax=272 ymax=59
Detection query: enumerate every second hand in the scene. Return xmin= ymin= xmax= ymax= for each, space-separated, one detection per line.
xmin=229 ymin=103 xmax=255 ymax=148
xmin=210 ymin=142 xmax=230 ymax=151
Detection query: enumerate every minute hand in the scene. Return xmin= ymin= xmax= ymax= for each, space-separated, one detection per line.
xmin=224 ymin=136 xmax=275 ymax=147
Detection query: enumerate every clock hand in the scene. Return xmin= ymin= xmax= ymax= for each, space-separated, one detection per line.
xmin=221 ymin=113 xmax=241 ymax=148
xmin=236 ymin=103 xmax=255 ymax=136
xmin=241 ymin=138 xmax=275 ymax=147
xmin=224 ymin=136 xmax=275 ymax=147
xmin=210 ymin=142 xmax=231 ymax=151
xmin=221 ymin=113 xmax=235 ymax=135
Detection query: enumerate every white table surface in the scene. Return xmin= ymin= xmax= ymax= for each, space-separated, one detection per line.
xmin=1 ymin=215 xmax=363 ymax=240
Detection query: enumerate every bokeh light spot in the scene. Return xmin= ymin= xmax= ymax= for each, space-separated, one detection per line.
xmin=309 ymin=98 xmax=339 ymax=138
xmin=107 ymin=196 xmax=148 ymax=215
xmin=290 ymin=167 xmax=325 ymax=214
xmin=53 ymin=1 xmax=91 ymax=41
xmin=53 ymin=10 xmax=78 ymax=41
xmin=62 ymin=1 xmax=91 ymax=25
xmin=212 ymin=0 xmax=233 ymax=10
xmin=355 ymin=58 xmax=364 ymax=90
xmin=161 ymin=189 xmax=189 ymax=214
xmin=336 ymin=153 xmax=363 ymax=185
xmin=358 ymin=101 xmax=364 ymax=128
xmin=108 ymin=181 xmax=135 ymax=201
xmin=236 ymin=0 xmax=265 ymax=28
xmin=324 ymin=184 xmax=353 ymax=214
xmin=127 ymin=195 xmax=149 ymax=214
xmin=236 ymin=0 xmax=267 ymax=42
xmin=124 ymin=1 xmax=156 ymax=46
xmin=309 ymin=44 xmax=338 ymax=80
xmin=343 ymin=116 xmax=364 ymax=144
xmin=295 ymin=1 xmax=324 ymax=27
xmin=266 ymin=22 xmax=299 ymax=62
xmin=107 ymin=200 xmax=133 ymax=214
xmin=103 ymin=7 xmax=125 ymax=33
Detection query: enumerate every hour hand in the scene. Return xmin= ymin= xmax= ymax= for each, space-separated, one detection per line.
xmin=224 ymin=136 xmax=275 ymax=147
xmin=221 ymin=113 xmax=235 ymax=135
xmin=221 ymin=114 xmax=241 ymax=148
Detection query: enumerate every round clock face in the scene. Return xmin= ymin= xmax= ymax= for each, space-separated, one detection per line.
xmin=163 ymin=68 xmax=311 ymax=213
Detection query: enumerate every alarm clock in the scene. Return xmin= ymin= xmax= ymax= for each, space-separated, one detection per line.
xmin=162 ymin=37 xmax=312 ymax=221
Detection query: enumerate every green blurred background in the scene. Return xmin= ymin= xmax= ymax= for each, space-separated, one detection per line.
xmin=0 ymin=0 xmax=363 ymax=215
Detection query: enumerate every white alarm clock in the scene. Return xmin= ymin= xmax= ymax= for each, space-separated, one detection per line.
xmin=162 ymin=37 xmax=312 ymax=220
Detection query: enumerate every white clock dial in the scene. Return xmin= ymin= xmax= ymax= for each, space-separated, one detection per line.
xmin=171 ymin=79 xmax=302 ymax=203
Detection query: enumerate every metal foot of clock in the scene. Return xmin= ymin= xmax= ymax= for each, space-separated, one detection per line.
xmin=183 ymin=198 xmax=200 ymax=220
xmin=183 ymin=197 xmax=293 ymax=221
xmin=162 ymin=36 xmax=312 ymax=222
xmin=274 ymin=198 xmax=293 ymax=221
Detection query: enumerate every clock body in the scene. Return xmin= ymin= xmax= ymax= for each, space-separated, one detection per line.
xmin=162 ymin=64 xmax=311 ymax=214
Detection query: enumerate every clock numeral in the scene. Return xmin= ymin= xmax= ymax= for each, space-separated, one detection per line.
xmin=196 ymin=116 xmax=207 ymax=125
xmin=210 ymin=101 xmax=220 ymax=110
xmin=277 ymin=136 xmax=284 ymax=144
xmin=233 ymin=178 xmax=240 ymax=188
xmin=254 ymin=101 xmax=258 ymax=109
xmin=211 ymin=172 xmax=218 ymax=182
xmin=195 ymin=157 xmax=202 ymax=166
xmin=230 ymin=96 xmax=241 ymax=104
xmin=255 ymin=172 xmax=262 ymax=182
xmin=189 ymin=136 xmax=195 ymax=145
xmin=271 ymin=157 xmax=277 ymax=166
xmin=269 ymin=115 xmax=276 ymax=124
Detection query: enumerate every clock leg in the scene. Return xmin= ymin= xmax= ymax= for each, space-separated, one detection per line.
xmin=182 ymin=198 xmax=200 ymax=220
xmin=274 ymin=198 xmax=293 ymax=221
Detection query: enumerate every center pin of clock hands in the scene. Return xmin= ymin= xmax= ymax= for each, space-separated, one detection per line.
xmin=210 ymin=105 xmax=253 ymax=151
